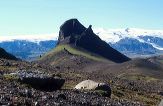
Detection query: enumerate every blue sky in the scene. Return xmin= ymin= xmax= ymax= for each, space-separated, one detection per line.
xmin=0 ymin=0 xmax=163 ymax=36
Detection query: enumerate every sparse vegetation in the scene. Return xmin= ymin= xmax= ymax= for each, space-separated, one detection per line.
xmin=40 ymin=44 xmax=107 ymax=62
xmin=111 ymin=83 xmax=162 ymax=105
xmin=119 ymin=73 xmax=158 ymax=82
xmin=3 ymin=74 xmax=19 ymax=80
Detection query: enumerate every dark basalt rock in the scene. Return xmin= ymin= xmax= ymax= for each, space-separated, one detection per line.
xmin=0 ymin=47 xmax=18 ymax=60
xmin=57 ymin=19 xmax=130 ymax=63
xmin=16 ymin=71 xmax=65 ymax=91
xmin=19 ymin=77 xmax=65 ymax=91
xmin=58 ymin=19 xmax=86 ymax=44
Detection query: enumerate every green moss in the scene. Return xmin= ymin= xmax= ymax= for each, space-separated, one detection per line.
xmin=3 ymin=74 xmax=19 ymax=80
xmin=0 ymin=66 xmax=18 ymax=71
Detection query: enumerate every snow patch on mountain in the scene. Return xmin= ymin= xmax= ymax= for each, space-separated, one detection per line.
xmin=148 ymin=43 xmax=163 ymax=50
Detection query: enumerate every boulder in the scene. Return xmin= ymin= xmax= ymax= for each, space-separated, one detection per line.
xmin=75 ymin=80 xmax=98 ymax=89
xmin=12 ymin=70 xmax=65 ymax=91
xmin=74 ymin=80 xmax=111 ymax=97
xmin=19 ymin=77 xmax=65 ymax=91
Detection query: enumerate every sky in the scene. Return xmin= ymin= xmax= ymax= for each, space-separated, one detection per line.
xmin=0 ymin=0 xmax=163 ymax=36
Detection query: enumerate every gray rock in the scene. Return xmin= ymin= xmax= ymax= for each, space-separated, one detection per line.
xmin=75 ymin=80 xmax=111 ymax=97
xmin=19 ymin=77 xmax=65 ymax=91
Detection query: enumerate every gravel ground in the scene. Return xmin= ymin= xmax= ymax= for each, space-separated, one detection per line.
xmin=0 ymin=79 xmax=143 ymax=106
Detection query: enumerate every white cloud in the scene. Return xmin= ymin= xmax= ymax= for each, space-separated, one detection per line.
xmin=0 ymin=33 xmax=59 ymax=43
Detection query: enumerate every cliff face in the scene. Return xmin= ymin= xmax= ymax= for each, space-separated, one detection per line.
xmin=57 ymin=19 xmax=130 ymax=63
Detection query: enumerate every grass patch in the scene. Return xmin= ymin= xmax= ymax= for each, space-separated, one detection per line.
xmin=40 ymin=44 xmax=107 ymax=62
xmin=0 ymin=66 xmax=18 ymax=71
xmin=118 ymin=73 xmax=158 ymax=82
xmin=3 ymin=74 xmax=19 ymax=81
xmin=112 ymin=84 xmax=161 ymax=106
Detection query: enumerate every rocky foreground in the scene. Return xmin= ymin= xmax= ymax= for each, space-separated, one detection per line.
xmin=0 ymin=79 xmax=142 ymax=106
xmin=0 ymin=59 xmax=163 ymax=106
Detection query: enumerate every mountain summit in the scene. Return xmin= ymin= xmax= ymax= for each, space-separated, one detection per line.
xmin=57 ymin=19 xmax=130 ymax=63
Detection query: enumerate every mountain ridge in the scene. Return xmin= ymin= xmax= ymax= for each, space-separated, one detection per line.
xmin=53 ymin=19 xmax=130 ymax=63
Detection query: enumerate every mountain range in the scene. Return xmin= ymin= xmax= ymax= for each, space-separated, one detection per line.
xmin=95 ymin=28 xmax=163 ymax=57
xmin=0 ymin=40 xmax=57 ymax=61
xmin=0 ymin=28 xmax=163 ymax=60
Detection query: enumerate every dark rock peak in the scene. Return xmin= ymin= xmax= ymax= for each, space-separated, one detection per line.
xmin=58 ymin=19 xmax=95 ymax=45
xmin=0 ymin=47 xmax=18 ymax=60
xmin=58 ymin=19 xmax=86 ymax=43
xmin=57 ymin=19 xmax=130 ymax=63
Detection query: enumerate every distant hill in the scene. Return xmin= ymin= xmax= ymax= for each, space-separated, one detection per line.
xmin=0 ymin=40 xmax=57 ymax=61
xmin=0 ymin=47 xmax=18 ymax=60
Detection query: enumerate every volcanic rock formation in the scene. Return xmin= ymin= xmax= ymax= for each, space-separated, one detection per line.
xmin=57 ymin=19 xmax=130 ymax=63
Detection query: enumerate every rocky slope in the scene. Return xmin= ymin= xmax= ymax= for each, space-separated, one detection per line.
xmin=0 ymin=57 xmax=163 ymax=105
xmin=0 ymin=47 xmax=18 ymax=60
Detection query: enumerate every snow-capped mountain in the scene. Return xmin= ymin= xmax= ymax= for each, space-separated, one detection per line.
xmin=0 ymin=34 xmax=58 ymax=60
xmin=94 ymin=28 xmax=163 ymax=44
xmin=0 ymin=28 xmax=163 ymax=60
xmin=0 ymin=40 xmax=57 ymax=60
xmin=94 ymin=28 xmax=163 ymax=57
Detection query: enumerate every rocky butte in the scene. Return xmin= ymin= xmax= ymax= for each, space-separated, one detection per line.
xmin=57 ymin=19 xmax=130 ymax=63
